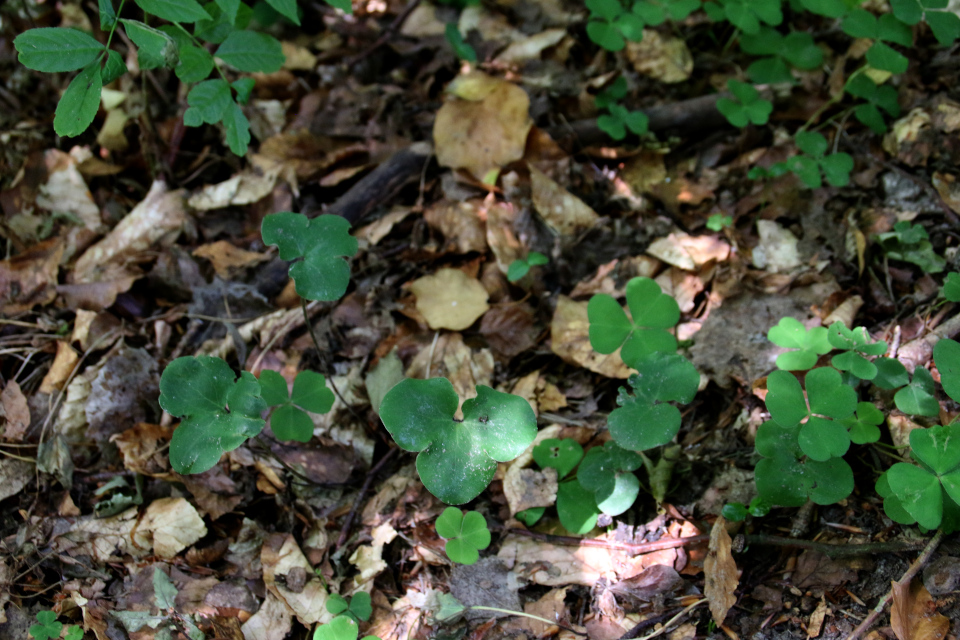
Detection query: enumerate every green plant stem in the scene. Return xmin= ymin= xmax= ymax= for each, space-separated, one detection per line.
xmin=466 ymin=606 xmax=588 ymax=637
xmin=799 ymin=67 xmax=865 ymax=133
xmin=843 ymin=529 xmax=944 ymax=640
xmin=103 ymin=0 xmax=128 ymax=52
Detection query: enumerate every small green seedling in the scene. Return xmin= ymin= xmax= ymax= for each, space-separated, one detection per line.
xmin=788 ymin=131 xmax=854 ymax=188
xmin=716 ymin=80 xmax=774 ymax=128
xmin=588 ymin=276 xmax=680 ymax=365
xmin=445 ymin=23 xmax=477 ymax=62
xmin=845 ymin=74 xmax=901 ymax=134
xmin=942 ymin=272 xmax=960 ymax=302
xmin=261 ymin=213 xmax=359 ymax=302
xmin=827 ymin=322 xmax=887 ymax=379
xmin=378 ymin=378 xmax=537 ymax=504
xmin=767 ymin=317 xmax=831 ymax=371
xmin=586 ymin=0 xmax=644 ymax=51
xmin=577 ymin=441 xmax=643 ymax=515
xmin=739 ymin=27 xmax=824 ymax=84
xmin=260 ymin=370 xmax=335 ymax=442
xmin=703 ymin=0 xmax=783 ymax=34
xmin=607 ymin=351 xmax=699 ymax=451
xmin=877 ymin=221 xmax=946 ymax=273
xmin=721 ymin=496 xmax=771 ymax=521
xmin=435 ymin=507 xmax=491 ymax=565
xmin=706 ymin=213 xmax=733 ymax=231
xmin=890 ymin=0 xmax=960 ymax=45
xmin=159 ymin=356 xmax=266 ymax=474
xmin=507 ymin=252 xmax=549 ymax=282
xmin=765 ymin=368 xmax=857 ymax=461
xmin=112 ymin=567 xmax=205 ymax=640
xmin=595 ymin=77 xmax=629 ymax=110
xmin=327 ymin=592 xmax=372 ymax=624
xmin=598 ymin=104 xmax=650 ymax=140
xmin=532 ymin=438 xmax=583 ymax=479
xmin=30 ymin=612 xmax=83 ymax=640
xmin=314 ymin=615 xmax=380 ymax=640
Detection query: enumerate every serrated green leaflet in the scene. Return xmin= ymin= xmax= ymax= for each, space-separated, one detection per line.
xmin=261 ymin=369 xmax=334 ymax=442
xmin=184 ymin=79 xmax=232 ymax=126
xmin=379 ymin=378 xmax=537 ymax=504
xmin=215 ymin=0 xmax=241 ymax=22
xmin=767 ymin=317 xmax=831 ymax=370
xmin=607 ymin=352 xmax=699 ymax=451
xmin=577 ymin=442 xmax=643 ymax=515
xmin=54 ymin=63 xmax=103 ymax=138
xmin=894 ymin=367 xmax=940 ymax=416
xmin=122 ymin=20 xmax=179 ymax=70
xmin=435 ymin=507 xmax=491 ymax=564
xmin=160 ymin=356 xmax=266 ymax=474
xmin=100 ymin=0 xmax=118 ymax=28
xmin=533 ymin=438 xmax=583 ymax=478
xmin=135 ymin=0 xmax=211 ymax=22
xmin=556 ymin=480 xmax=599 ymax=534
xmin=216 ymin=31 xmax=285 ymax=72
xmin=15 ymin=28 xmax=104 ymax=73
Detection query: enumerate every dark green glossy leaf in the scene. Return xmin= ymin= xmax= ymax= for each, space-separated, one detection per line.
xmin=15 ymin=28 xmax=104 ymax=73
xmin=54 ymin=63 xmax=102 ymax=138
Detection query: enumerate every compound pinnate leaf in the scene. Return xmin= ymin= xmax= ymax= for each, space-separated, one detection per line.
xmin=160 ymin=356 xmax=266 ymax=474
xmin=934 ymin=338 xmax=960 ymax=403
xmin=556 ymin=480 xmax=599 ymax=534
xmin=184 ymin=79 xmax=232 ymax=126
xmin=767 ymin=317 xmax=831 ymax=370
xmin=894 ymin=367 xmax=940 ymax=416
xmin=262 ymin=213 xmax=357 ymax=301
xmin=54 ymin=62 xmax=103 ymax=138
xmin=30 ymin=612 xmax=63 ymax=640
xmin=379 ymin=378 xmax=536 ymax=504
xmin=577 ymin=442 xmax=643 ymax=515
xmin=607 ymin=352 xmax=699 ymax=451
xmin=216 ymin=31 xmax=284 ymax=73
xmin=135 ymin=0 xmax=211 ymax=22
xmin=15 ymin=28 xmax=105 ymax=73
xmin=533 ymin=438 xmax=583 ymax=478
xmin=436 ymin=508 xmax=491 ymax=565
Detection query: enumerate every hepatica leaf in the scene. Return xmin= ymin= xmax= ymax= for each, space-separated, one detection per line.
xmin=379 ymin=378 xmax=537 ymax=504
xmin=607 ymin=352 xmax=699 ymax=451
xmin=588 ymin=277 xmax=680 ymax=365
xmin=556 ymin=480 xmax=599 ymax=534
xmin=260 ymin=370 xmax=334 ymax=442
xmin=577 ymin=441 xmax=643 ymax=515
xmin=261 ymin=212 xmax=358 ymax=302
xmin=767 ymin=317 xmax=831 ymax=370
xmin=435 ymin=507 xmax=491 ymax=565
xmin=160 ymin=356 xmax=266 ymax=474
xmin=533 ymin=438 xmax=583 ymax=479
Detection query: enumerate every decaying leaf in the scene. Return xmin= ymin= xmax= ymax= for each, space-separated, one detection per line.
xmin=890 ymin=577 xmax=949 ymax=640
xmin=626 ymin=30 xmax=694 ymax=83
xmin=0 ymin=237 xmax=64 ymax=315
xmin=646 ymin=231 xmax=730 ymax=271
xmin=704 ymin=516 xmax=738 ymax=625
xmin=550 ymin=296 xmax=633 ymax=379
xmin=410 ymin=268 xmax=490 ymax=331
xmin=261 ymin=533 xmax=331 ymax=625
xmin=1 ymin=380 xmax=30 ymax=441
xmin=133 ymin=497 xmax=208 ymax=558
xmin=193 ymin=240 xmax=270 ymax=278
xmin=529 ymin=164 xmax=599 ymax=236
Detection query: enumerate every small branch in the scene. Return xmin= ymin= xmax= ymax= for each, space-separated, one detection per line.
xmin=345 ymin=0 xmax=422 ymax=67
xmin=843 ymin=529 xmax=944 ymax=640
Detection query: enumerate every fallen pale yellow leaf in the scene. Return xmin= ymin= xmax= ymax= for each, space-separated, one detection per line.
xmin=410 ymin=268 xmax=490 ymax=331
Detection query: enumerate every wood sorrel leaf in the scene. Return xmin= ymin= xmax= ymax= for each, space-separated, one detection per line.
xmin=577 ymin=442 xmax=643 ymax=515
xmin=934 ymin=338 xmax=960 ymax=403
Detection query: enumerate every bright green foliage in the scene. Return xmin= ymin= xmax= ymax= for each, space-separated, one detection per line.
xmin=135 ymin=0 xmax=212 ymax=22
xmin=507 ymin=251 xmax=549 ymax=282
xmin=533 ymin=438 xmax=583 ymax=478
xmin=632 ymin=0 xmax=701 ymax=25
xmin=261 ymin=213 xmax=359 ymax=302
xmin=14 ymin=28 xmax=104 ymax=72
xmin=845 ymin=74 xmax=901 ymax=135
xmin=721 ymin=496 xmax=770 ymax=521
xmin=586 ymin=0 xmax=644 ymax=51
xmin=877 ymin=221 xmax=946 ymax=273
xmin=607 ymin=352 xmax=699 ymax=451
xmin=841 ymin=9 xmax=912 ymax=73
xmin=556 ymin=480 xmax=600 ymax=534
xmin=841 ymin=401 xmax=885 ymax=444
xmin=216 ymin=30 xmax=285 ymax=72
xmin=598 ymin=104 xmax=649 ymax=140
xmin=577 ymin=442 xmax=643 ymax=515
xmin=260 ymin=370 xmax=334 ymax=442
xmin=515 ymin=508 xmax=545 ymax=526
xmin=942 ymin=273 xmax=960 ymax=302
xmin=890 ymin=0 xmax=960 ymax=44
xmin=878 ymin=424 xmax=960 ymax=532
xmin=54 ymin=63 xmax=104 ymax=138
xmin=740 ymin=27 xmax=823 ymax=84
xmin=895 ymin=367 xmax=940 ymax=416
xmin=765 ymin=368 xmax=857 ymax=461
xmin=264 ymin=0 xmax=301 ymax=24
xmin=65 ymin=627 xmax=83 ymax=640
xmin=716 ymin=80 xmax=773 ymax=128
xmin=378 ymin=379 xmax=537 ymax=504
xmin=30 ymin=612 xmax=63 ymax=640
xmin=445 ymin=23 xmax=477 ymax=62
xmin=706 ymin=213 xmax=733 ymax=231
xmin=934 ymin=338 xmax=960 ymax=401
xmin=827 ymin=321 xmax=887 ymax=380
xmin=767 ymin=317 xmax=831 ymax=370
xmin=873 ymin=357 xmax=910 ymax=389
xmin=435 ymin=508 xmax=491 ymax=565
xmin=314 ymin=615 xmax=380 ymax=640
xmin=785 ymin=131 xmax=854 ymax=188
xmin=588 ymin=277 xmax=680 ymax=365
xmin=159 ymin=356 xmax=267 ymax=474
xmin=327 ymin=592 xmax=373 ymax=623
xmin=703 ymin=0 xmax=782 ymax=33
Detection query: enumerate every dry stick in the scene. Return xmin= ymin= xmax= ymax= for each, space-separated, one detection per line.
xmin=345 ymin=0 xmax=422 ymax=67
xmin=335 ymin=446 xmax=398 ymax=549
xmin=843 ymin=529 xmax=945 ymax=640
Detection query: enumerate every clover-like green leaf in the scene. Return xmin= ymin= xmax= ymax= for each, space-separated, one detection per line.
xmin=556 ymin=480 xmax=599 ymax=534
xmin=30 ymin=612 xmax=63 ymax=640
xmin=841 ymin=401 xmax=884 ymax=444
xmin=261 ymin=213 xmax=358 ymax=302
xmin=261 ymin=369 xmax=333 ymax=442
xmin=160 ymin=356 xmax=266 ymax=474
xmin=934 ymin=338 xmax=960 ymax=403
xmin=765 ymin=368 xmax=857 ymax=460
xmin=326 ymin=592 xmax=372 ymax=623
xmin=887 ymin=463 xmax=943 ymax=529
xmin=379 ymin=378 xmax=537 ymax=504
xmin=910 ymin=423 xmax=960 ymax=475
xmin=533 ymin=438 xmax=583 ymax=479
xmin=577 ymin=442 xmax=643 ymax=515
xmin=515 ymin=507 xmax=545 ymax=526
xmin=436 ymin=508 xmax=491 ymax=565
xmin=64 ymin=626 xmax=83 ymax=640
xmin=589 ymin=277 xmax=680 ymax=363
xmin=717 ymin=80 xmax=773 ymax=127
xmin=767 ymin=317 xmax=831 ymax=370
xmin=894 ymin=367 xmax=940 ymax=416
xmin=873 ymin=357 xmax=909 ymax=390
xmin=607 ymin=352 xmax=699 ymax=451
xmin=313 ymin=615 xmax=379 ymax=640
xmin=595 ymin=76 xmax=628 ymax=109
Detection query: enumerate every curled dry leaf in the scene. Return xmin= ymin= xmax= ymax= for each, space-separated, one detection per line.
xmin=39 ymin=340 xmax=79 ymax=394
xmin=193 ymin=240 xmax=270 ymax=278
xmin=410 ymin=268 xmax=490 ymax=331
xmin=646 ymin=231 xmax=730 ymax=271
xmin=0 ymin=237 xmax=64 ymax=315
xmin=1 ymin=381 xmax=30 ymax=441
xmin=704 ymin=516 xmax=738 ymax=626
xmin=188 ymin=169 xmax=279 ymax=210
xmin=529 ymin=164 xmax=599 ymax=236
xmin=434 ymin=72 xmax=533 ymax=180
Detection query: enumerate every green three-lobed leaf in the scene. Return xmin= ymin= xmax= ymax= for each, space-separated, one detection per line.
xmin=588 ymin=277 xmax=680 ymax=365
xmin=261 ymin=369 xmax=335 ymax=442
xmin=768 ymin=317 xmax=831 ymax=370
xmin=435 ymin=507 xmax=491 ymax=565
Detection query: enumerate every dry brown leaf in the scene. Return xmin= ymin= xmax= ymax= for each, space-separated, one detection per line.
xmin=0 ymin=237 xmax=64 ymax=315
xmin=350 ymin=523 xmax=398 ymax=587
xmin=807 ymin=597 xmax=829 ymax=638
xmin=400 ymin=2 xmax=446 ymax=36
xmin=261 ymin=533 xmax=332 ymax=625
xmin=890 ymin=577 xmax=950 ymax=640
xmin=193 ymin=241 xmax=270 ymax=278
xmin=512 ymin=587 xmax=568 ymax=636
xmin=626 ymin=29 xmax=693 ymax=83
xmin=281 ymin=41 xmax=316 ymax=70
xmin=111 ymin=423 xmax=173 ymax=477
xmin=407 ymin=332 xmax=494 ymax=402
xmin=241 ymin=591 xmax=294 ymax=640
xmin=0 ymin=559 xmax=12 ymax=623
xmin=37 ymin=149 xmax=104 ymax=235
xmin=133 ymin=497 xmax=208 ymax=558
xmin=485 ymin=200 xmax=524 ymax=273
xmin=0 ymin=458 xmax=32 ymax=503
xmin=1 ymin=381 xmax=30 ymax=441
xmin=479 ymin=302 xmax=539 ymax=358
xmin=646 ymin=231 xmax=730 ymax=271
xmin=550 ymin=296 xmax=633 ymax=379
xmin=704 ymin=516 xmax=738 ymax=626
xmin=620 ymin=152 xmax=668 ymax=196
xmin=424 ymin=200 xmax=488 ymax=254
xmin=40 ymin=340 xmax=79 ymax=394
xmin=187 ymin=168 xmax=279 ymax=210
xmin=356 ymin=207 xmax=415 ymax=246
xmin=752 ymin=220 xmax=802 ymax=273
xmin=932 ymin=172 xmax=960 ymax=214
xmin=504 ymin=467 xmax=559 ymax=514
xmin=410 ymin=268 xmax=490 ymax=330
xmin=434 ymin=72 xmax=533 ymax=180
xmin=529 ymin=164 xmax=599 ymax=236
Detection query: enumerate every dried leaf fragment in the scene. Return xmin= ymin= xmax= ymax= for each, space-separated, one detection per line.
xmin=704 ymin=516 xmax=738 ymax=625
xmin=890 ymin=577 xmax=949 ymax=640
xmin=529 ymin=164 xmax=599 ymax=236
xmin=410 ymin=268 xmax=490 ymax=330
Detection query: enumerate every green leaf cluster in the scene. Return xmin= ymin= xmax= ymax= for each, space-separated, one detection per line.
xmin=435 ymin=507 xmax=492 ymax=565
xmin=845 ymin=74 xmax=901 ymax=134
xmin=841 ymin=9 xmax=913 ymax=73
xmin=767 ymin=317 xmax=831 ymax=370
xmin=313 ymin=616 xmax=380 ymax=640
xmin=586 ymin=0 xmax=645 ymax=51
xmin=30 ymin=612 xmax=83 ymax=640
xmin=588 ymin=276 xmax=680 ymax=366
xmin=720 ymin=496 xmax=770 ymax=521
xmin=577 ymin=441 xmax=643 ymax=515
xmin=593 ymin=77 xmax=650 ymax=140
xmin=507 ymin=251 xmax=548 ymax=282
xmin=740 ymin=27 xmax=823 ymax=84
xmin=703 ymin=0 xmax=782 ymax=34
xmin=877 ymin=221 xmax=947 ymax=273
xmin=716 ymin=80 xmax=773 ymax=128
xmin=261 ymin=370 xmax=335 ymax=442
xmin=531 ymin=438 xmax=600 ymax=534
xmin=327 ymin=592 xmax=373 ymax=623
